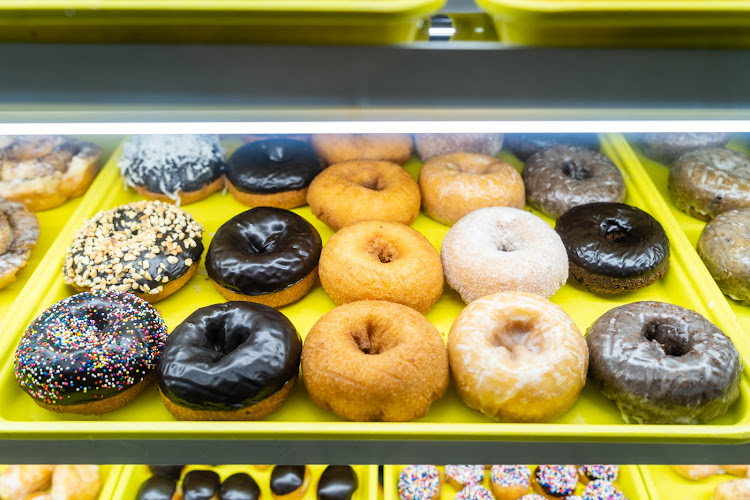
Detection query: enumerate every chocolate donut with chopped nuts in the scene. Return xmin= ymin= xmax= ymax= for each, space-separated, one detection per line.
xmin=63 ymin=200 xmax=204 ymax=303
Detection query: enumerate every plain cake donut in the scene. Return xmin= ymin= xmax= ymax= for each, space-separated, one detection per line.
xmin=419 ymin=152 xmax=525 ymax=226
xmin=441 ymin=207 xmax=568 ymax=303
xmin=448 ymin=291 xmax=588 ymax=422
xmin=311 ymin=134 xmax=413 ymax=165
xmin=301 ymin=300 xmax=449 ymax=422
xmin=413 ymin=134 xmax=504 ymax=161
xmin=698 ymin=208 xmax=750 ymax=303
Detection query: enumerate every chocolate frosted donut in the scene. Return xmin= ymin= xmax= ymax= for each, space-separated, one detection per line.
xmin=158 ymin=301 xmax=302 ymax=420
xmin=670 ymin=148 xmax=750 ymax=220
xmin=586 ymin=301 xmax=742 ymax=424
xmin=506 ymin=133 xmax=600 ymax=161
xmin=226 ymin=139 xmax=321 ymax=209
xmin=698 ymin=208 xmax=750 ymax=303
xmin=206 ymin=207 xmax=322 ymax=308
xmin=641 ymin=133 xmax=730 ymax=165
xmin=271 ymin=466 xmax=311 ymax=500
xmin=136 ymin=476 xmax=177 ymax=500
xmin=317 ymin=466 xmax=358 ymax=500
xmin=220 ymin=473 xmax=260 ymax=500
xmin=183 ymin=470 xmax=221 ymax=500
xmin=555 ymin=202 xmax=670 ymax=294
xmin=523 ymin=146 xmax=626 ymax=219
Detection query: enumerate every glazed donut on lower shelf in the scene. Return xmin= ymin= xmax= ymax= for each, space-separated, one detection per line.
xmin=0 ymin=197 xmax=39 ymax=291
xmin=2 ymin=465 xmax=101 ymax=500
xmin=714 ymin=478 xmax=750 ymax=500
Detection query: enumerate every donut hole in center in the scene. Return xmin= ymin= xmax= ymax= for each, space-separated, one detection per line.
xmin=367 ymin=236 xmax=400 ymax=264
xmin=358 ymin=176 xmax=387 ymax=191
xmin=351 ymin=322 xmax=393 ymax=355
xmin=643 ymin=321 xmax=690 ymax=357
xmin=603 ymin=218 xmax=631 ymax=242
xmin=560 ymin=159 xmax=592 ymax=180
xmin=492 ymin=316 xmax=543 ymax=359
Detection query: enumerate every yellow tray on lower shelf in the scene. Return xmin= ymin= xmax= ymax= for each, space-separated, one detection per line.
xmin=0 ymin=134 xmax=749 ymax=443
xmin=639 ymin=465 xmax=748 ymax=500
xmin=384 ymin=464 xmax=650 ymax=500
xmin=615 ymin=135 xmax=750 ymax=339
xmin=0 ymin=464 xmax=124 ymax=500
xmin=113 ymin=464 xmax=377 ymax=500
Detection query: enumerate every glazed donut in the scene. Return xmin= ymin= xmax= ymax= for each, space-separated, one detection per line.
xmin=47 ymin=465 xmax=101 ymax=500
xmin=0 ymin=465 xmax=54 ymax=499
xmin=640 ymin=132 xmax=730 ymax=165
xmin=118 ymin=135 xmax=226 ymax=205
xmin=441 ymin=207 xmax=568 ymax=303
xmin=713 ymin=479 xmax=750 ymax=500
xmin=317 ymin=466 xmax=358 ymax=500
xmin=418 ymin=152 xmax=525 ymax=226
xmin=455 ymin=484 xmax=494 ymax=500
xmin=413 ymin=134 xmax=504 ymax=161
xmin=158 ymin=301 xmax=302 ymax=421
xmin=523 ymin=146 xmax=625 ymax=219
xmin=445 ymin=466 xmax=484 ymax=490
xmin=0 ymin=197 xmax=39 ymax=290
xmin=532 ymin=466 xmax=578 ymax=499
xmin=578 ymin=466 xmax=618 ymax=485
xmin=582 ymin=480 xmax=625 ymax=500
xmin=505 ymin=133 xmax=600 ymax=161
xmin=722 ymin=466 xmax=750 ymax=478
xmin=221 ymin=473 xmax=261 ymax=500
xmin=306 ymin=160 xmax=421 ymax=230
xmin=698 ymin=208 xmax=750 ymax=303
xmin=671 ymin=465 xmax=720 ymax=481
xmin=586 ymin=301 xmax=743 ymax=424
xmin=14 ymin=290 xmax=167 ymax=415
xmin=0 ymin=135 xmax=101 ymax=211
xmin=311 ymin=134 xmax=413 ymax=165
xmin=555 ymin=202 xmax=670 ymax=294
xmin=270 ymin=466 xmax=311 ymax=500
xmin=136 ymin=475 xmax=177 ymax=500
xmin=64 ymin=200 xmax=204 ymax=303
xmin=448 ymin=291 xmax=588 ymax=422
xmin=397 ymin=466 xmax=441 ymax=500
xmin=318 ymin=220 xmax=443 ymax=314
xmin=669 ymin=148 xmax=750 ymax=220
xmin=182 ymin=470 xmax=220 ymax=500
xmin=205 ymin=207 xmax=322 ymax=308
xmin=489 ymin=465 xmax=531 ymax=500
xmin=226 ymin=139 xmax=321 ymax=209
xmin=301 ymin=300 xmax=449 ymax=422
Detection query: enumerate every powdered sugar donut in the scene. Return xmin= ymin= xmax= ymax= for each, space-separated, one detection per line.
xmin=441 ymin=207 xmax=568 ymax=303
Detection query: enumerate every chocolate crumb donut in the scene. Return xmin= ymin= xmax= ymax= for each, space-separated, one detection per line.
xmin=669 ymin=147 xmax=750 ymax=220
xmin=586 ymin=301 xmax=742 ymax=424
xmin=505 ymin=133 xmax=600 ymax=161
xmin=641 ymin=132 xmax=730 ymax=165
xmin=523 ymin=146 xmax=626 ymax=219
xmin=698 ymin=208 xmax=750 ymax=303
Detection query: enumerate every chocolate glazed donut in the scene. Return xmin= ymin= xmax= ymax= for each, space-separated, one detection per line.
xmin=157 ymin=301 xmax=302 ymax=420
xmin=206 ymin=207 xmax=322 ymax=308
xmin=317 ymin=466 xmax=359 ymax=500
xmin=220 ymin=473 xmax=260 ymax=500
xmin=182 ymin=470 xmax=221 ymax=500
xmin=586 ymin=301 xmax=742 ymax=424
xmin=271 ymin=466 xmax=310 ymax=500
xmin=136 ymin=476 xmax=177 ymax=500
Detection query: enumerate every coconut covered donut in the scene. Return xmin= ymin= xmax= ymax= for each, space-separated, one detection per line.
xmin=413 ymin=134 xmax=504 ymax=161
xmin=419 ymin=152 xmax=525 ymax=226
xmin=448 ymin=291 xmax=588 ymax=422
xmin=0 ymin=198 xmax=39 ymax=290
xmin=0 ymin=135 xmax=101 ymax=211
xmin=441 ymin=207 xmax=568 ymax=303
xmin=311 ymin=134 xmax=413 ymax=165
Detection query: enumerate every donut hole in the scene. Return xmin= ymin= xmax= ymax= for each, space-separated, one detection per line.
xmin=643 ymin=321 xmax=690 ymax=357
xmin=492 ymin=317 xmax=543 ymax=358
xmin=358 ymin=176 xmax=387 ymax=191
xmin=366 ymin=237 xmax=400 ymax=263
xmin=351 ymin=322 xmax=393 ymax=355
xmin=602 ymin=218 xmax=631 ymax=242
xmin=560 ymin=159 xmax=592 ymax=180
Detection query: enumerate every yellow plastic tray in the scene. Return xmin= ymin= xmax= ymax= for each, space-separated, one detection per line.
xmin=384 ymin=465 xmax=650 ymax=500
xmin=113 ymin=464 xmax=377 ymax=500
xmin=476 ymin=0 xmax=750 ymax=47
xmin=0 ymin=464 xmax=124 ymax=500
xmin=0 ymin=134 xmax=749 ymax=443
xmin=0 ymin=0 xmax=443 ymax=45
xmin=638 ymin=464 xmax=748 ymax=500
xmin=615 ymin=135 xmax=750 ymax=339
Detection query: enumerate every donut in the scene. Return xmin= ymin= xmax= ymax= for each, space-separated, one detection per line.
xmin=136 ymin=475 xmax=177 ymax=500
xmin=671 ymin=465 xmax=720 ymax=481
xmin=182 ymin=470 xmax=221 ymax=500
xmin=578 ymin=466 xmax=618 ymax=485
xmin=722 ymin=466 xmax=750 ymax=478
xmin=555 ymin=202 xmax=670 ymax=294
xmin=317 ymin=466 xmax=358 ymax=500
xmin=157 ymin=301 xmax=302 ymax=421
xmin=318 ymin=220 xmax=443 ymax=314
xmin=441 ymin=207 xmax=569 ymax=303
xmin=586 ymin=301 xmax=743 ymax=424
xmin=582 ymin=480 xmax=625 ymax=500
xmin=698 ymin=208 xmax=750 ymax=303
xmin=63 ymin=200 xmax=204 ymax=303
xmin=397 ymin=466 xmax=441 ymax=500
xmin=205 ymin=207 xmax=321 ymax=307
xmin=522 ymin=146 xmax=626 ymax=219
xmin=489 ymin=465 xmax=531 ymax=500
xmin=301 ymin=300 xmax=449 ymax=422
xmin=270 ymin=466 xmax=311 ymax=500
xmin=226 ymin=139 xmax=321 ymax=209
xmin=220 ymin=473 xmax=260 ymax=500
xmin=713 ymin=479 xmax=750 ymax=500
xmin=532 ymin=466 xmax=578 ymax=499
xmin=455 ymin=484 xmax=494 ymax=500
xmin=241 ymin=134 xmax=310 ymax=144
xmin=445 ymin=465 xmax=484 ymax=490
xmin=0 ymin=135 xmax=101 ymax=211
xmin=0 ymin=465 xmax=54 ymax=499
xmin=640 ymin=132 xmax=730 ymax=165
xmin=0 ymin=197 xmax=39 ymax=290
xmin=518 ymin=496 xmax=548 ymax=500
xmin=47 ymin=465 xmax=101 ymax=500
xmin=418 ymin=152 xmax=525 ymax=226
xmin=14 ymin=290 xmax=167 ymax=415
xmin=118 ymin=135 xmax=226 ymax=205
xmin=669 ymin=148 xmax=750 ymax=220
xmin=149 ymin=466 xmax=186 ymax=480
xmin=306 ymin=160 xmax=420 ymax=230
xmin=505 ymin=133 xmax=600 ymax=161
xmin=413 ymin=133 xmax=504 ymax=161
xmin=311 ymin=134 xmax=413 ymax=165
xmin=448 ymin=291 xmax=588 ymax=422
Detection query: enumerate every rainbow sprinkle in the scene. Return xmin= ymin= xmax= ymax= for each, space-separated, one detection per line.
xmin=583 ymin=480 xmax=626 ymax=500
xmin=490 ymin=465 xmax=531 ymax=488
xmin=455 ymin=484 xmax=493 ymax=500
xmin=579 ymin=466 xmax=619 ymax=483
xmin=519 ymin=495 xmax=547 ymax=500
xmin=566 ymin=496 xmax=584 ymax=500
xmin=535 ymin=465 xmax=578 ymax=496
xmin=398 ymin=466 xmax=440 ymax=500
xmin=445 ymin=465 xmax=484 ymax=487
